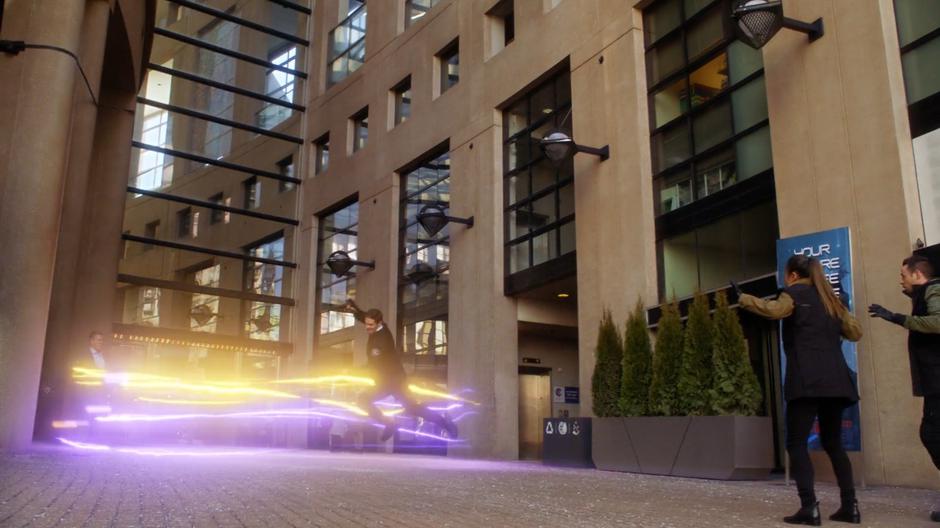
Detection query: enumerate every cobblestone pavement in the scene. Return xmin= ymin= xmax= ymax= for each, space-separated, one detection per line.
xmin=1 ymin=444 xmax=938 ymax=528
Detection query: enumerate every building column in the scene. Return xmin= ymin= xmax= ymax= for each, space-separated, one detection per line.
xmin=35 ymin=0 xmax=113 ymax=441
xmin=449 ymin=126 xmax=519 ymax=459
xmin=571 ymin=11 xmax=658 ymax=417
xmin=0 ymin=0 xmax=88 ymax=450
xmin=763 ymin=0 xmax=930 ymax=488
xmin=67 ymin=86 xmax=139 ymax=368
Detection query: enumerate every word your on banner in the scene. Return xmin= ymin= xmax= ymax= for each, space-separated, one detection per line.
xmin=776 ymin=227 xmax=861 ymax=451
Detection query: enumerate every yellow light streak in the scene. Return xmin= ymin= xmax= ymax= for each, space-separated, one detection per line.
xmin=312 ymin=398 xmax=369 ymax=416
xmin=136 ymin=397 xmax=246 ymax=406
xmin=71 ymin=367 xmax=298 ymax=400
xmin=123 ymin=381 xmax=300 ymax=399
xmin=276 ymin=375 xmax=376 ymax=386
xmin=408 ymin=384 xmax=480 ymax=405
xmin=74 ymin=380 xmax=103 ymax=386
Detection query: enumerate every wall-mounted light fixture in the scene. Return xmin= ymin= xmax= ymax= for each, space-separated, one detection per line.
xmin=539 ymin=130 xmax=609 ymax=165
xmin=325 ymin=250 xmax=374 ymax=277
xmin=416 ymin=204 xmax=474 ymax=237
xmin=731 ymin=0 xmax=824 ymax=50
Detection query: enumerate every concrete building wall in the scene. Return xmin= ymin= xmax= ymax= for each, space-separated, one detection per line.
xmin=299 ymin=0 xmax=936 ymax=487
xmin=2 ymin=0 xmax=934 ymax=491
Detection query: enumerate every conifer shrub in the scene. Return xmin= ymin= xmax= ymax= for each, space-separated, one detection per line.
xmin=709 ymin=291 xmax=762 ymax=416
xmin=648 ymin=300 xmax=683 ymax=416
xmin=591 ymin=309 xmax=624 ymax=417
xmin=620 ymin=300 xmax=653 ymax=416
xmin=677 ymin=291 xmax=714 ymax=415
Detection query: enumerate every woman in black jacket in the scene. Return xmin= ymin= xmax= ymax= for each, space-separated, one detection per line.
xmin=737 ymin=255 xmax=863 ymax=526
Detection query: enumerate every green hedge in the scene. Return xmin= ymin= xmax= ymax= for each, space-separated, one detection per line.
xmin=591 ymin=309 xmax=623 ymax=417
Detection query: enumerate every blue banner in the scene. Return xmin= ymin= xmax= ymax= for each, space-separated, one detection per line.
xmin=776 ymin=227 xmax=861 ymax=451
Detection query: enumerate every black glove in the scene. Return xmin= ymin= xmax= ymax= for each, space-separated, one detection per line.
xmin=868 ymin=304 xmax=906 ymax=326
xmin=728 ymin=280 xmax=743 ymax=303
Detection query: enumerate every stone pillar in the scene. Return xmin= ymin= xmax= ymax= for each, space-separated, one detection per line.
xmin=763 ymin=0 xmax=929 ymax=487
xmin=35 ymin=0 xmax=113 ymax=441
xmin=0 ymin=0 xmax=88 ymax=450
xmin=68 ymin=87 xmax=139 ymax=367
xmin=571 ymin=9 xmax=659 ymax=417
xmin=449 ymin=126 xmax=519 ymax=459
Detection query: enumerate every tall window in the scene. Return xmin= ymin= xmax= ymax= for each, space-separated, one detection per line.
xmin=486 ymin=0 xmax=515 ymax=57
xmin=197 ymin=18 xmax=239 ymax=160
xmin=257 ymin=46 xmax=297 ymax=129
xmin=392 ymin=76 xmax=412 ymax=126
xmin=503 ymin=69 xmax=575 ymax=278
xmin=136 ymin=61 xmax=174 ymax=191
xmin=317 ymin=201 xmax=360 ymax=334
xmin=406 ymin=0 xmax=439 ymax=27
xmin=129 ymin=287 xmax=161 ymax=326
xmin=209 ymin=193 xmax=228 ymax=224
xmin=328 ymin=2 xmax=367 ymax=87
xmin=177 ymin=207 xmax=198 ymax=239
xmin=144 ymin=219 xmax=160 ymax=251
xmin=190 ymin=264 xmax=221 ymax=333
xmin=646 ymin=1 xmax=771 ymax=213
xmin=278 ymin=155 xmax=295 ymax=192
xmin=314 ymin=133 xmax=330 ymax=174
xmin=244 ymin=176 xmax=261 ymax=209
xmin=351 ymin=107 xmax=369 ymax=152
xmin=644 ymin=0 xmax=777 ymax=299
xmin=244 ymin=236 xmax=285 ymax=341
xmin=399 ymin=150 xmax=451 ymax=378
xmin=895 ymin=0 xmax=940 ymax=244
xmin=437 ymin=40 xmax=460 ymax=95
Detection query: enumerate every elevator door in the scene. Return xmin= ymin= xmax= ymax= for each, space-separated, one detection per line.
xmin=519 ymin=371 xmax=551 ymax=459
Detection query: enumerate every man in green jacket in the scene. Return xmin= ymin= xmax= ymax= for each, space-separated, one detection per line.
xmin=869 ymin=254 xmax=940 ymax=522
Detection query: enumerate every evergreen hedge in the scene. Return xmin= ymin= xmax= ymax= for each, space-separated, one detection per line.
xmin=709 ymin=291 xmax=763 ymax=416
xmin=591 ymin=309 xmax=623 ymax=417
xmin=677 ymin=291 xmax=714 ymax=415
xmin=648 ymin=300 xmax=683 ymax=416
xmin=620 ymin=300 xmax=652 ymax=416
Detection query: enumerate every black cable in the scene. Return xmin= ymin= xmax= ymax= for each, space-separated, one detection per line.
xmin=0 ymin=40 xmax=98 ymax=106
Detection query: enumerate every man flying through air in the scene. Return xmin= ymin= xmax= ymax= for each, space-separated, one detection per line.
xmin=345 ymin=299 xmax=458 ymax=441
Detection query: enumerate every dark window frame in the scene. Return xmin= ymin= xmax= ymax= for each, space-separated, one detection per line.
xmin=397 ymin=144 xmax=451 ymax=375
xmin=501 ymin=66 xmax=575 ymax=293
xmin=243 ymin=175 xmax=260 ymax=209
xmin=645 ymin=0 xmax=773 ymax=218
xmin=392 ymin=75 xmax=412 ymax=126
xmin=278 ymin=155 xmax=295 ymax=192
xmin=314 ymin=132 xmax=330 ymax=174
xmin=437 ymin=39 xmax=460 ymax=94
xmin=351 ymin=106 xmax=369 ymax=152
xmin=327 ymin=1 xmax=367 ymax=87
xmin=315 ymin=196 xmax=361 ymax=337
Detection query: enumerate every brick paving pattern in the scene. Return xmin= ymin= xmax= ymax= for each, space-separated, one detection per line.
xmin=1 ymin=445 xmax=938 ymax=527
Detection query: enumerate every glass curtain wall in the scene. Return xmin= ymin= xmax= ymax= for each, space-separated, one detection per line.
xmin=317 ymin=201 xmax=360 ymax=336
xmin=895 ymin=0 xmax=940 ymax=244
xmin=399 ymin=150 xmax=451 ymax=382
xmin=118 ymin=0 xmax=309 ymax=381
xmin=327 ymin=1 xmax=366 ymax=86
xmin=503 ymin=69 xmax=575 ymax=283
xmin=643 ymin=0 xmax=777 ymax=299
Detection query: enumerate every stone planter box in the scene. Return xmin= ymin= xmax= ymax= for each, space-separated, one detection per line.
xmin=592 ymin=416 xmax=773 ymax=480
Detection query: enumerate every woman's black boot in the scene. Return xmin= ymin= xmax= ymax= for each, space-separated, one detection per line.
xmin=829 ymin=499 xmax=860 ymax=523
xmin=783 ymin=502 xmax=821 ymax=526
